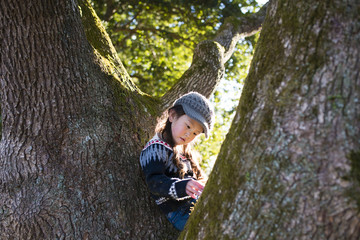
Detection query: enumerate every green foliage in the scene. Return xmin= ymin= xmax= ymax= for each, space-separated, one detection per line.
xmin=91 ymin=0 xmax=262 ymax=172
xmin=92 ymin=0 xmax=262 ymax=96
xmin=92 ymin=0 xmax=219 ymax=96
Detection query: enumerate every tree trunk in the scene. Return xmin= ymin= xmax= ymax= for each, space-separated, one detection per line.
xmin=0 ymin=0 xmax=177 ymax=239
xmin=181 ymin=0 xmax=360 ymax=239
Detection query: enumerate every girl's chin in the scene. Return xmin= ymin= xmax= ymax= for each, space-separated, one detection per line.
xmin=175 ymin=138 xmax=186 ymax=145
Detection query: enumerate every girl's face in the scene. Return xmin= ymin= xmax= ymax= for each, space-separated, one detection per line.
xmin=169 ymin=112 xmax=203 ymax=146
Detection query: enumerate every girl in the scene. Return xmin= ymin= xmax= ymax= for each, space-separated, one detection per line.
xmin=140 ymin=92 xmax=214 ymax=231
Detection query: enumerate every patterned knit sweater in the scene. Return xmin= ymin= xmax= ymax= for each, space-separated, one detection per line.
xmin=140 ymin=134 xmax=194 ymax=214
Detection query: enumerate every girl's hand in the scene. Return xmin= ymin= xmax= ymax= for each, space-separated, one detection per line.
xmin=186 ymin=180 xmax=204 ymax=199
xmin=198 ymin=178 xmax=208 ymax=185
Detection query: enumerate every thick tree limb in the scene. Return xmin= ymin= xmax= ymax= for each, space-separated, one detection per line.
xmin=0 ymin=0 xmax=177 ymax=238
xmin=79 ymin=0 xmax=139 ymax=92
xmin=180 ymin=0 xmax=360 ymax=238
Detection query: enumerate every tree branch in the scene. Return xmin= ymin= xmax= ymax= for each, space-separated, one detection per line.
xmin=160 ymin=40 xmax=225 ymax=112
xmin=102 ymin=0 xmax=116 ymax=21
xmin=214 ymin=2 xmax=269 ymax=62
xmin=160 ymin=3 xmax=268 ymax=112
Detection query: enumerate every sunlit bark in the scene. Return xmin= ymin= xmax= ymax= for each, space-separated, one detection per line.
xmin=0 ymin=0 xmax=174 ymax=238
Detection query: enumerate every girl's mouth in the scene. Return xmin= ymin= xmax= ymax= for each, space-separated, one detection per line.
xmin=180 ymin=137 xmax=185 ymax=142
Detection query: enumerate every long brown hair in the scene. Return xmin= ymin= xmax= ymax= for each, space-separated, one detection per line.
xmin=155 ymin=105 xmax=206 ymax=180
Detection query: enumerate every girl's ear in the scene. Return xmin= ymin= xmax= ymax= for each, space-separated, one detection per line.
xmin=168 ymin=109 xmax=176 ymax=122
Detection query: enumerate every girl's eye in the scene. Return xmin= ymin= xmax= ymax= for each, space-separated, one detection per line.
xmin=187 ymin=125 xmax=190 ymax=129
xmin=193 ymin=132 xmax=197 ymax=136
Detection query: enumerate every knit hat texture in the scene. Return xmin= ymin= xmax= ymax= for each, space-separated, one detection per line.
xmin=173 ymin=92 xmax=215 ymax=138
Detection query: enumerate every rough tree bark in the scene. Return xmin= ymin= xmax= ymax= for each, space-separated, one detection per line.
xmin=0 ymin=0 xmax=266 ymax=239
xmin=0 ymin=0 xmax=164 ymax=238
xmin=181 ymin=0 xmax=360 ymax=239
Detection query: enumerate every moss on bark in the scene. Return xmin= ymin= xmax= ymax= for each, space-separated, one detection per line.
xmin=345 ymin=151 xmax=360 ymax=210
xmin=180 ymin=0 xmax=360 ymax=239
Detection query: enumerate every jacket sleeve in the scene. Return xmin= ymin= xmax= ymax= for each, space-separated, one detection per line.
xmin=140 ymin=143 xmax=191 ymax=200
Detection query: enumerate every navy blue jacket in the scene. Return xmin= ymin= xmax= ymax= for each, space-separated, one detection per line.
xmin=140 ymin=134 xmax=195 ymax=214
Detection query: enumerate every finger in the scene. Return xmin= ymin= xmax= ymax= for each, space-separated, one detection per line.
xmin=193 ymin=181 xmax=205 ymax=190
xmin=186 ymin=180 xmax=204 ymax=198
xmin=187 ymin=186 xmax=202 ymax=198
xmin=188 ymin=180 xmax=203 ymax=188
xmin=189 ymin=181 xmax=204 ymax=191
xmin=186 ymin=188 xmax=197 ymax=199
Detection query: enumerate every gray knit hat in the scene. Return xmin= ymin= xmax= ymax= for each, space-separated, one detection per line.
xmin=173 ymin=92 xmax=215 ymax=138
